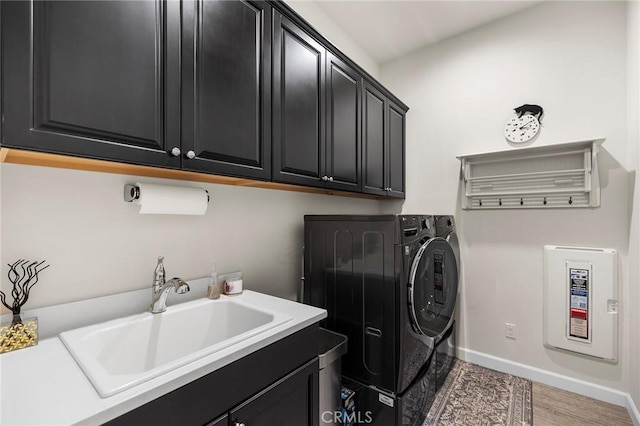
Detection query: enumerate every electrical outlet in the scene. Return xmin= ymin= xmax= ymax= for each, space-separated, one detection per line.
xmin=505 ymin=323 xmax=517 ymax=339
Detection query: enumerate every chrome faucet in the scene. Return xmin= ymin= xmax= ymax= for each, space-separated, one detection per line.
xmin=151 ymin=256 xmax=190 ymax=314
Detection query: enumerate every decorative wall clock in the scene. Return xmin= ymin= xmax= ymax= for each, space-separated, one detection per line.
xmin=504 ymin=104 xmax=544 ymax=143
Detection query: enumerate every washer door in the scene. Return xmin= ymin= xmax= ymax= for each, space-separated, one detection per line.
xmin=408 ymin=237 xmax=458 ymax=338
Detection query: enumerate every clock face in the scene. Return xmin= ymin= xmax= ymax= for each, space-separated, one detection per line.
xmin=504 ymin=115 xmax=540 ymax=143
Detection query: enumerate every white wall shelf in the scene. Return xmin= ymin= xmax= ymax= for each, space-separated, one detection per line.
xmin=457 ymin=139 xmax=605 ymax=209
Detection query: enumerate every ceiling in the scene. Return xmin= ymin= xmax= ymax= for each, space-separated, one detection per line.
xmin=311 ymin=0 xmax=541 ymax=64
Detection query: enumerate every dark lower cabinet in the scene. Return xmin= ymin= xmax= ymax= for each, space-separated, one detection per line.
xmin=181 ymin=0 xmax=272 ymax=179
xmin=1 ymin=0 xmax=182 ymax=168
xmin=362 ymin=82 xmax=406 ymax=198
xmin=105 ymin=325 xmax=319 ymax=426
xmin=230 ymin=360 xmax=319 ymax=426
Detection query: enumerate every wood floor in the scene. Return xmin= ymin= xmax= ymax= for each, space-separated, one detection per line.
xmin=532 ymin=382 xmax=634 ymax=425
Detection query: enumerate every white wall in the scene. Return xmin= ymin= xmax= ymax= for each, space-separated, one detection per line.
xmin=381 ymin=0 xmax=633 ymax=394
xmin=627 ymin=0 xmax=640 ymax=410
xmin=0 ymin=164 xmax=380 ymax=309
xmin=286 ymin=0 xmax=380 ymax=78
xmin=0 ymin=3 xmax=383 ymax=312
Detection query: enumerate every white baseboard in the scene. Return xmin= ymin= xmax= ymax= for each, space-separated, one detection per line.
xmin=627 ymin=394 xmax=640 ymax=426
xmin=457 ymin=347 xmax=640 ymax=425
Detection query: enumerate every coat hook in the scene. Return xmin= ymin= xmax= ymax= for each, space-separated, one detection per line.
xmin=499 ymin=198 xmax=502 ymax=206
xmin=569 ymin=196 xmax=573 ymax=205
xmin=520 ymin=198 xmax=524 ymax=206
xmin=479 ymin=199 xmax=483 ymax=206
xmin=543 ymin=197 xmax=547 ymax=205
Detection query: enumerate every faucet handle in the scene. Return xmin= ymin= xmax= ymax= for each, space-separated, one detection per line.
xmin=154 ymin=256 xmax=166 ymax=286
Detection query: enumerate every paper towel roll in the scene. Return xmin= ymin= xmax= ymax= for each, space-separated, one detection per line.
xmin=134 ymin=183 xmax=208 ymax=215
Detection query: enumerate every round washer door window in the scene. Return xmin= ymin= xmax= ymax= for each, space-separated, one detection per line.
xmin=408 ymin=237 xmax=459 ymax=338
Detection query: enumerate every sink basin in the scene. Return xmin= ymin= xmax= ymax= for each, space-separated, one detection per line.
xmin=59 ymin=297 xmax=292 ymax=397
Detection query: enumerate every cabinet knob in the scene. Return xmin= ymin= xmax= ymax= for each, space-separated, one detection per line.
xmin=186 ymin=150 xmax=196 ymax=159
xmin=321 ymin=176 xmax=328 ymax=181
xmin=234 ymin=423 xmax=245 ymax=426
xmin=170 ymin=147 xmax=181 ymax=157
xmin=328 ymin=176 xmax=334 ymax=182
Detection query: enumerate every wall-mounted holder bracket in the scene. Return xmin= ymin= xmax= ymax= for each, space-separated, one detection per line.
xmin=124 ymin=184 xmax=210 ymax=203
xmin=457 ymin=139 xmax=604 ymax=209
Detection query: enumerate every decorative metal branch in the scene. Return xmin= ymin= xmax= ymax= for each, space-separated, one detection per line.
xmin=1 ymin=259 xmax=49 ymax=324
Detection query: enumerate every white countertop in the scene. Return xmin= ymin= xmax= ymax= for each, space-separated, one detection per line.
xmin=0 ymin=288 xmax=326 ymax=425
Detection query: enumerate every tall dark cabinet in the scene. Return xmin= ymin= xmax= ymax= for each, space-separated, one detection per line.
xmin=181 ymin=0 xmax=272 ymax=179
xmin=1 ymin=0 xmax=182 ymax=168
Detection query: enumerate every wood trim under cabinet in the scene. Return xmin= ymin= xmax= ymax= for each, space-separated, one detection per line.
xmin=0 ymin=148 xmax=383 ymax=200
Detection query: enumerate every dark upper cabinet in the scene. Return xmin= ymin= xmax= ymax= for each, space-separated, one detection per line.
xmin=362 ymin=82 xmax=406 ymax=198
xmin=272 ymin=13 xmax=326 ymax=187
xmin=387 ymin=100 xmax=406 ymax=198
xmin=2 ymin=0 xmax=406 ymax=198
xmin=325 ymin=53 xmax=361 ymax=192
xmin=363 ymin=83 xmax=387 ymax=196
xmin=181 ymin=0 xmax=272 ymax=179
xmin=1 ymin=0 xmax=182 ymax=168
xmin=272 ymin=16 xmax=363 ymax=192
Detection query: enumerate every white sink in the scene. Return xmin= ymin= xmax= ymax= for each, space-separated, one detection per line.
xmin=59 ymin=297 xmax=292 ymax=397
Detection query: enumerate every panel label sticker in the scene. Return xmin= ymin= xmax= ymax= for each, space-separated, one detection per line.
xmin=378 ymin=393 xmax=394 ymax=407
xmin=569 ymin=268 xmax=589 ymax=340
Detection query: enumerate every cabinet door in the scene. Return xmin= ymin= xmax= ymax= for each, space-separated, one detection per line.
xmin=325 ymin=53 xmax=361 ymax=191
xmin=230 ymin=359 xmax=319 ymax=426
xmin=181 ymin=0 xmax=271 ymax=179
xmin=387 ymin=101 xmax=406 ymax=198
xmin=362 ymin=83 xmax=387 ymax=196
xmin=273 ymin=14 xmax=325 ymax=187
xmin=1 ymin=1 xmax=181 ymax=168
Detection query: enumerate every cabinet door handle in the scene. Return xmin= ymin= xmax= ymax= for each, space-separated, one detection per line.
xmin=321 ymin=176 xmax=328 ymax=181
xmin=328 ymin=176 xmax=333 ymax=182
xmin=186 ymin=150 xmax=196 ymax=159
xmin=234 ymin=423 xmax=245 ymax=426
xmin=170 ymin=147 xmax=181 ymax=157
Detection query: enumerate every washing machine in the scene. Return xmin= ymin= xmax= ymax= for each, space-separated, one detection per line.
xmin=303 ymin=215 xmax=459 ymax=425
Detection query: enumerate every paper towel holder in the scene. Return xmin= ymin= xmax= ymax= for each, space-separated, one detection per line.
xmin=123 ymin=184 xmax=210 ymax=203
